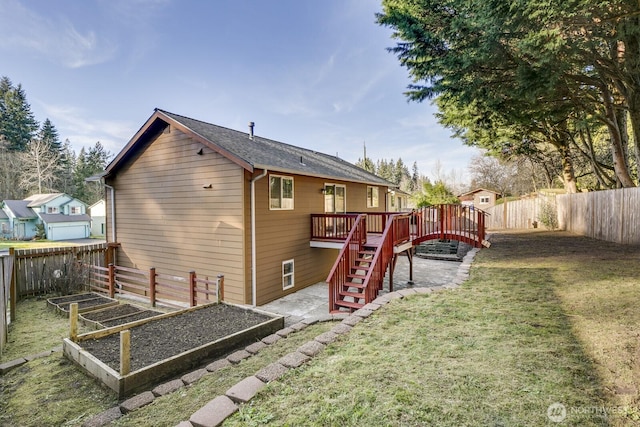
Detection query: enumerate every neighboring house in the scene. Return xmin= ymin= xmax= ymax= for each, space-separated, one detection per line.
xmin=387 ymin=188 xmax=412 ymax=212
xmin=1 ymin=194 xmax=91 ymax=241
xmin=89 ymin=200 xmax=106 ymax=236
xmin=2 ymin=200 xmax=39 ymax=240
xmin=0 ymin=209 xmax=10 ymax=239
xmin=100 ymin=109 xmax=396 ymax=306
xmin=458 ymin=188 xmax=500 ymax=209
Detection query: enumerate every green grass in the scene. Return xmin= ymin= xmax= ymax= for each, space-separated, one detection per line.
xmin=0 ymin=240 xmax=77 ymax=250
xmin=3 ymin=230 xmax=640 ymax=426
xmin=1 ymin=296 xmax=91 ymax=362
xmin=222 ymin=230 xmax=640 ymax=426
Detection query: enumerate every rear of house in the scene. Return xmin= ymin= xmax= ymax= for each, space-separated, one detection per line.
xmin=102 ymin=109 xmax=393 ymax=305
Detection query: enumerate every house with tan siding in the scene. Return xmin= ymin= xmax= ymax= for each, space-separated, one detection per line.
xmin=99 ymin=109 xmax=394 ymax=306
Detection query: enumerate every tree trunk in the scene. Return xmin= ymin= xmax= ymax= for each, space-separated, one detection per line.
xmin=601 ymin=84 xmax=636 ymax=187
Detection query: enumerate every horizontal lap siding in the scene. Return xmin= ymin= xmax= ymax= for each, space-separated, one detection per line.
xmin=254 ymin=176 xmax=386 ymax=305
xmin=110 ymin=128 xmax=246 ymax=304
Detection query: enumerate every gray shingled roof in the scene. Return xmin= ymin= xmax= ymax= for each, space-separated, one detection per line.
xmin=39 ymin=214 xmax=91 ymax=224
xmin=157 ymin=110 xmax=392 ymax=186
xmin=0 ymin=210 xmax=8 ymax=219
xmin=25 ymin=193 xmax=64 ymax=207
xmin=3 ymin=200 xmax=37 ymax=219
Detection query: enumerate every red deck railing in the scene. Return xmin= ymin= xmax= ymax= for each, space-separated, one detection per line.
xmin=326 ymin=214 xmax=367 ymax=312
xmin=317 ymin=204 xmax=488 ymax=312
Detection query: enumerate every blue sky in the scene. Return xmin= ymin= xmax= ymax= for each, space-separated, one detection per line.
xmin=0 ymin=0 xmax=480 ymax=182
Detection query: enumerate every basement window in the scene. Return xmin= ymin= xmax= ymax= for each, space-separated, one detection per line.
xmin=270 ymin=175 xmax=294 ymax=210
xmin=282 ymin=259 xmax=294 ymax=290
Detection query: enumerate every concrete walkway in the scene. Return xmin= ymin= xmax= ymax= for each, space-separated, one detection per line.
xmin=260 ymin=254 xmax=463 ymax=326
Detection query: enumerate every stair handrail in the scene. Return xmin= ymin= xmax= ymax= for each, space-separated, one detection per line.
xmin=360 ymin=213 xmax=404 ymax=304
xmin=327 ymin=214 xmax=367 ymax=312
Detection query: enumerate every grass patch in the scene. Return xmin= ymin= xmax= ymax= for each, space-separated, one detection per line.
xmin=223 ymin=230 xmax=640 ymax=426
xmin=0 ymin=240 xmax=77 ymax=250
xmin=1 ymin=296 xmax=91 ymax=362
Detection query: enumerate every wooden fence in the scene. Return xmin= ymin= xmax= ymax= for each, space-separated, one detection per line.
xmin=484 ymin=196 xmax=554 ymax=230
xmin=557 ymin=187 xmax=640 ymax=245
xmin=86 ymin=263 xmax=224 ymax=308
xmin=485 ymin=187 xmax=640 ymax=245
xmin=1 ymin=254 xmax=9 ymax=354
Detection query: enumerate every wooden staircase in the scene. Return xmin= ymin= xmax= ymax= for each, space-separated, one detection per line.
xmin=334 ymin=247 xmax=376 ymax=311
xmin=328 ymin=213 xmax=400 ymax=313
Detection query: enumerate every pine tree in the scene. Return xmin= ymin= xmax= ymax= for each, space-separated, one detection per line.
xmin=39 ymin=118 xmax=61 ymax=153
xmin=0 ymin=79 xmax=38 ymax=152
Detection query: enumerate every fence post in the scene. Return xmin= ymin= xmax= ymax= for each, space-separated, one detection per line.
xmin=9 ymin=247 xmax=16 ymax=321
xmin=217 ymin=274 xmax=224 ymax=303
xmin=70 ymin=302 xmax=78 ymax=342
xmin=120 ymin=330 xmax=131 ymax=376
xmin=149 ymin=267 xmax=156 ymax=307
xmin=189 ymin=271 xmax=196 ymax=307
xmin=108 ymin=263 xmax=115 ymax=299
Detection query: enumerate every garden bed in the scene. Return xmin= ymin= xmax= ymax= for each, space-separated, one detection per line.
xmin=79 ymin=303 xmax=163 ymax=329
xmin=47 ymin=292 xmax=118 ymax=315
xmin=63 ymin=302 xmax=284 ymax=397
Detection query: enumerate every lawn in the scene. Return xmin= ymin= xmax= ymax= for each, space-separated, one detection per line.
xmin=2 ymin=230 xmax=639 ymax=426
xmin=0 ymin=240 xmax=77 ymax=250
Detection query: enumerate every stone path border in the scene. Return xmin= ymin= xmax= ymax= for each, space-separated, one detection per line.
xmin=78 ymin=247 xmax=480 ymax=427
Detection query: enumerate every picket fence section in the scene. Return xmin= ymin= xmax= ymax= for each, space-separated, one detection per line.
xmin=557 ymin=187 xmax=640 ymax=245
xmin=11 ymin=243 xmax=111 ymax=298
xmin=1 ymin=255 xmax=9 ymax=354
xmin=485 ymin=187 xmax=640 ymax=246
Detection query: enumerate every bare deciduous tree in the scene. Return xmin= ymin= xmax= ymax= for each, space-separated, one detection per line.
xmin=20 ymin=137 xmax=61 ymax=194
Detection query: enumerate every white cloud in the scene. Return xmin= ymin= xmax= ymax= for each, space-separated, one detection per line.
xmin=38 ymin=102 xmax=135 ymax=154
xmin=0 ymin=0 xmax=117 ymax=68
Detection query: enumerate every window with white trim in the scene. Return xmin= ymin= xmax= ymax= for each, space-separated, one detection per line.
xmin=324 ymin=184 xmax=346 ymax=213
xmin=479 ymin=196 xmax=490 ymax=204
xmin=71 ymin=206 xmax=82 ymax=214
xmin=270 ymin=175 xmax=294 ymax=210
xmin=367 ymin=186 xmax=379 ymax=208
xmin=282 ymin=259 xmax=294 ymax=290
xmin=47 ymin=206 xmax=59 ymax=214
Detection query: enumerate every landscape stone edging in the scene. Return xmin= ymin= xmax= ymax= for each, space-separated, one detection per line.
xmin=68 ymin=248 xmax=482 ymax=427
xmin=168 ymin=248 xmax=481 ymax=427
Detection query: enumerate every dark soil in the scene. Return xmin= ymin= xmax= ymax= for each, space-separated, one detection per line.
xmin=82 ymin=304 xmax=146 ymax=322
xmin=48 ymin=292 xmax=106 ymax=305
xmin=80 ymin=304 xmax=272 ymax=372
xmin=48 ymin=292 xmax=116 ymax=313
xmin=101 ymin=310 xmax=161 ymax=328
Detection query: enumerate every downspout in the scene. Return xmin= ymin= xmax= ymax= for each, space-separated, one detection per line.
xmin=250 ymin=168 xmax=268 ymax=306
xmin=104 ymin=183 xmax=116 ymax=242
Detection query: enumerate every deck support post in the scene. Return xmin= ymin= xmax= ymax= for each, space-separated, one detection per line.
xmin=405 ymin=249 xmax=414 ymax=285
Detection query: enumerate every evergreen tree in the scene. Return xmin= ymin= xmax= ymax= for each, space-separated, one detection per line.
xmin=73 ymin=142 xmax=111 ymax=204
xmin=39 ymin=118 xmax=61 ymax=153
xmin=0 ymin=79 xmax=38 ymax=152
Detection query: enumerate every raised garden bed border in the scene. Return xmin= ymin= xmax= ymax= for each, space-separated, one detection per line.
xmin=63 ymin=302 xmax=284 ymax=398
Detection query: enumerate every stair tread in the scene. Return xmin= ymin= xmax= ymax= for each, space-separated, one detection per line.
xmin=339 ymin=290 xmax=365 ymax=299
xmin=344 ymin=282 xmax=365 ymax=289
xmin=334 ymin=300 xmax=364 ymax=309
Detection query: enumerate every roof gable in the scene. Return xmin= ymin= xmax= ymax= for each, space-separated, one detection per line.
xmin=105 ymin=109 xmax=393 ymax=187
xmin=3 ymin=200 xmax=37 ymax=219
xmin=24 ymin=193 xmax=66 ymax=207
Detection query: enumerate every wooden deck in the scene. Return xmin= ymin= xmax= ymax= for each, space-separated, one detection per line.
xmin=312 ymin=205 xmax=488 ymax=312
